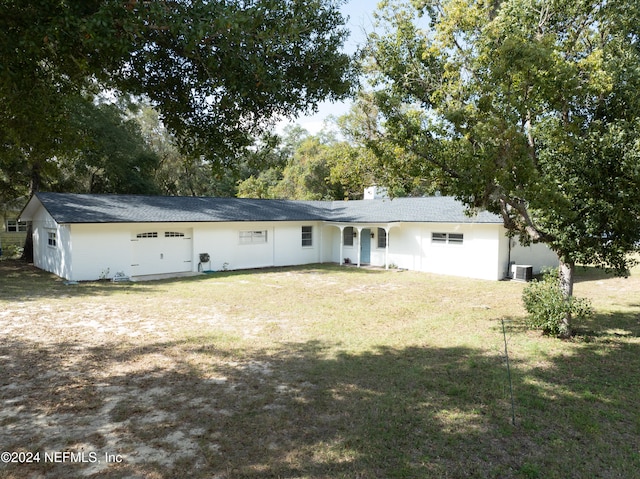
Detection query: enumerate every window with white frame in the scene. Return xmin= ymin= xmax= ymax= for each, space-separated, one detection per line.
xmin=47 ymin=231 xmax=57 ymax=247
xmin=136 ymin=232 xmax=158 ymax=238
xmin=164 ymin=231 xmax=185 ymax=237
xmin=301 ymin=226 xmax=313 ymax=247
xmin=432 ymin=232 xmax=463 ymax=245
xmin=343 ymin=227 xmax=354 ymax=246
xmin=6 ymin=220 xmax=28 ymax=232
xmin=377 ymin=228 xmax=387 ymax=248
xmin=239 ymin=230 xmax=267 ymax=244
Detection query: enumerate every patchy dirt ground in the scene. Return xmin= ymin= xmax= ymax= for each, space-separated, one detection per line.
xmin=2 ymin=260 xmax=640 ymax=479
xmin=0 ymin=262 xmax=315 ymax=479
xmin=0 ymin=261 xmax=422 ymax=479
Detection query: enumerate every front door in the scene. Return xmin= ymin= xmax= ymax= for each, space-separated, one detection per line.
xmin=360 ymin=228 xmax=371 ymax=264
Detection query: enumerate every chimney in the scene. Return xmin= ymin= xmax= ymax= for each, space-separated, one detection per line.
xmin=364 ymin=186 xmax=389 ymax=200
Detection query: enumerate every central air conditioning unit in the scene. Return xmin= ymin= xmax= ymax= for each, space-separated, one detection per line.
xmin=511 ymin=264 xmax=533 ymax=282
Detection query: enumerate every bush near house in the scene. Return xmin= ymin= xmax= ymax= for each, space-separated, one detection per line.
xmin=0 ymin=243 xmax=23 ymax=260
xmin=522 ymin=268 xmax=594 ymax=336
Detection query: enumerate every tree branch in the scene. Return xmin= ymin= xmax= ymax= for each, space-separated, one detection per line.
xmin=498 ymin=194 xmax=554 ymax=244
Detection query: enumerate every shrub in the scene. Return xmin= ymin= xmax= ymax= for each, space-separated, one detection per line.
xmin=0 ymin=244 xmax=23 ymax=260
xmin=522 ymin=268 xmax=593 ymax=337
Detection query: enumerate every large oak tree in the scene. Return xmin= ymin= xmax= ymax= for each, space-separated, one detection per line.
xmin=0 ymin=0 xmax=355 ymax=197
xmin=365 ymin=0 xmax=640 ymax=335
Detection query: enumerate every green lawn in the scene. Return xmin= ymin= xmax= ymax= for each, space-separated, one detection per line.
xmin=0 ymin=260 xmax=638 ymax=478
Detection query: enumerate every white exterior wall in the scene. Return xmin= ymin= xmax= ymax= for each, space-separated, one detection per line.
xmin=192 ymin=221 xmax=328 ymax=272
xmin=327 ymin=222 xmax=509 ymax=280
xmin=384 ymin=223 xmax=505 ymax=280
xmin=339 ymin=231 xmax=358 ymax=264
xmin=321 ymin=225 xmax=338 ymax=264
xmin=369 ymin=228 xmax=389 ymax=267
xmin=498 ymin=230 xmax=511 ymax=279
xmin=273 ymin=222 xmax=324 ymax=267
xmin=193 ymin=222 xmax=271 ymax=271
xmin=31 ymin=208 xmax=72 ymax=280
xmin=510 ymin=240 xmax=559 ymax=275
xmin=70 ymin=224 xmax=143 ymax=281
xmin=371 ymin=225 xmax=400 ymax=266
xmin=29 ymin=217 xmax=335 ymax=281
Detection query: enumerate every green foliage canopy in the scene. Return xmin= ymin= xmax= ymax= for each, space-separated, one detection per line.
xmin=66 ymin=99 xmax=160 ymax=194
xmin=365 ymin=0 xmax=640 ymax=277
xmin=0 ymin=0 xmax=355 ymax=198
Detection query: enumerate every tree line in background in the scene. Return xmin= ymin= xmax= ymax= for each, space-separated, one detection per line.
xmin=0 ymin=94 xmax=428 ymax=202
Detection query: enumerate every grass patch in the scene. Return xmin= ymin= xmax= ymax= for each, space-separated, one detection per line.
xmin=0 ymin=259 xmax=639 ymax=478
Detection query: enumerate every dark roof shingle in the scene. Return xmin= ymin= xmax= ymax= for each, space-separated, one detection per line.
xmin=24 ymin=192 xmax=502 ymax=224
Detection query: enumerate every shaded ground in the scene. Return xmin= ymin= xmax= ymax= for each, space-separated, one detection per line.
xmin=0 ymin=260 xmax=639 ymax=478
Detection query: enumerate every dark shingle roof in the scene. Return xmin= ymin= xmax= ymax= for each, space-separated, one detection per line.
xmin=327 ymin=197 xmax=501 ymax=223
xmin=25 ymin=192 xmax=501 ymax=224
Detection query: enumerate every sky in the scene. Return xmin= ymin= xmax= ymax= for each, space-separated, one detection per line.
xmin=276 ymin=0 xmax=377 ymax=135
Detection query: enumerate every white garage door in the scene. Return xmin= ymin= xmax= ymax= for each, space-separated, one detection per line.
xmin=131 ymin=230 xmax=193 ymax=276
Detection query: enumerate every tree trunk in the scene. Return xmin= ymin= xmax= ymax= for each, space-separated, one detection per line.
xmin=21 ymin=160 xmax=42 ymax=263
xmin=558 ymin=258 xmax=575 ymax=338
xmin=22 ymin=223 xmax=34 ymax=263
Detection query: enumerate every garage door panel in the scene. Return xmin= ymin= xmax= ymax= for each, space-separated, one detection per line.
xmin=131 ymin=230 xmax=192 ymax=276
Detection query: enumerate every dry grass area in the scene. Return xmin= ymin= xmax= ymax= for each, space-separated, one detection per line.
xmin=0 ymin=260 xmax=639 ymax=479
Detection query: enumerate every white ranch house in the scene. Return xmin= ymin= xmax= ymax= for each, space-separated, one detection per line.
xmin=20 ymin=192 xmax=558 ymax=282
